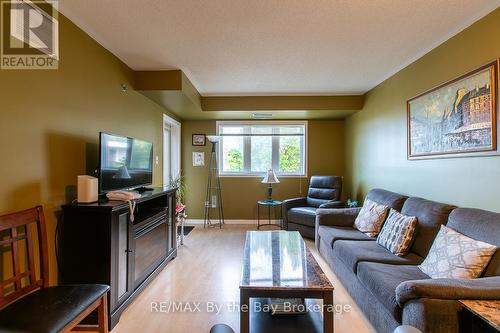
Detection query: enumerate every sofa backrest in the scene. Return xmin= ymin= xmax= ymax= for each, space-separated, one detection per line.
xmin=306 ymin=176 xmax=342 ymax=208
xmin=365 ymin=188 xmax=408 ymax=211
xmin=447 ymin=208 xmax=500 ymax=277
xmin=402 ymin=197 xmax=456 ymax=258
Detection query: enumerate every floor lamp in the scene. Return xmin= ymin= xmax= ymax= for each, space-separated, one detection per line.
xmin=204 ymin=135 xmax=224 ymax=228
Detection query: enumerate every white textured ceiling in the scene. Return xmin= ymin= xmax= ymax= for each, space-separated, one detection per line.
xmin=59 ymin=0 xmax=499 ymax=95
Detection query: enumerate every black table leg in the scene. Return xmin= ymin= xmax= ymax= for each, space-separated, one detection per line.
xmin=256 ymin=202 xmax=283 ymax=230
xmin=323 ymin=291 xmax=334 ymax=333
xmin=257 ymin=204 xmax=260 ymax=229
xmin=279 ymin=204 xmax=283 ymax=229
xmin=240 ymin=289 xmax=250 ymax=333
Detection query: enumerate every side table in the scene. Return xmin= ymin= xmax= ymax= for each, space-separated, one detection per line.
xmin=257 ymin=200 xmax=283 ymax=229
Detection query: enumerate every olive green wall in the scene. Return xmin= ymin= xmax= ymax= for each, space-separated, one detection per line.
xmin=182 ymin=120 xmax=345 ymax=219
xmin=0 ymin=14 xmax=175 ymax=284
xmin=345 ymin=8 xmax=500 ymax=212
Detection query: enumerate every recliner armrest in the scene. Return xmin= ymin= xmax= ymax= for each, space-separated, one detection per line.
xmin=396 ymin=276 xmax=500 ymax=306
xmin=319 ymin=200 xmax=345 ymax=209
xmin=315 ymin=207 xmax=361 ymax=227
xmin=282 ymin=197 xmax=308 ymax=230
xmin=282 ymin=197 xmax=308 ymax=209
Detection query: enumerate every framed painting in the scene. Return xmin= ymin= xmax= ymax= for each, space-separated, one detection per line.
xmin=407 ymin=60 xmax=498 ymax=160
xmin=192 ymin=134 xmax=206 ymax=146
xmin=192 ymin=152 xmax=205 ymax=166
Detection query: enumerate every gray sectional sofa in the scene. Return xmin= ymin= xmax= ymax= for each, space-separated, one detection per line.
xmin=315 ymin=189 xmax=500 ymax=333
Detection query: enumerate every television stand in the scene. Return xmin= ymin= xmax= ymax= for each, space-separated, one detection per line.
xmin=135 ymin=186 xmax=154 ymax=192
xmin=60 ymin=186 xmax=177 ymax=329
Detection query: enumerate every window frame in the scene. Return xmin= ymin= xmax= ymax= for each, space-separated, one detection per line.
xmin=216 ymin=120 xmax=308 ymax=178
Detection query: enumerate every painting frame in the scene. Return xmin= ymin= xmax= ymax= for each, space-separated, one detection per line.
xmin=192 ymin=152 xmax=205 ymax=166
xmin=407 ymin=60 xmax=498 ymax=160
xmin=192 ymin=134 xmax=206 ymax=146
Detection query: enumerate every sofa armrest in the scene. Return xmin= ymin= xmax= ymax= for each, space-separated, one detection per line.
xmin=315 ymin=207 xmax=361 ymax=227
xmin=396 ymin=276 xmax=500 ymax=306
xmin=319 ymin=200 xmax=345 ymax=209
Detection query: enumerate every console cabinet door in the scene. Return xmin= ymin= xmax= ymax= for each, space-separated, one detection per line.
xmin=168 ymin=193 xmax=176 ymax=253
xmin=111 ymin=209 xmax=134 ymax=311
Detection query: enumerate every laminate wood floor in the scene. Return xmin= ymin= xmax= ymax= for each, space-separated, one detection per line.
xmin=108 ymin=225 xmax=376 ymax=333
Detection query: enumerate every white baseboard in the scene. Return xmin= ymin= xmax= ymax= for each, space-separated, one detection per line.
xmin=185 ymin=219 xmax=280 ymax=225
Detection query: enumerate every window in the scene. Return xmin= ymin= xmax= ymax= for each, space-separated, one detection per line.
xmin=217 ymin=121 xmax=307 ymax=176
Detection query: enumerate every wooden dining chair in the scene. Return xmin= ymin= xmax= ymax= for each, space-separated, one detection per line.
xmin=0 ymin=205 xmax=110 ymax=333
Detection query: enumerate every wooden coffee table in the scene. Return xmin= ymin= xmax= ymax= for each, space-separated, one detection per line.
xmin=240 ymin=231 xmax=334 ymax=333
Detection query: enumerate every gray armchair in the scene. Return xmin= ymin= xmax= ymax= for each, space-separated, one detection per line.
xmin=282 ymin=175 xmax=343 ymax=239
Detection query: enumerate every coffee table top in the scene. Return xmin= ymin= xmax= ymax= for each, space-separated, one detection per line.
xmin=460 ymin=300 xmax=500 ymax=331
xmin=240 ymin=231 xmax=333 ymax=291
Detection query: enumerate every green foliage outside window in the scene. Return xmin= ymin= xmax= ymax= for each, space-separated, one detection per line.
xmin=279 ymin=137 xmax=301 ymax=172
xmin=227 ymin=149 xmax=243 ymax=171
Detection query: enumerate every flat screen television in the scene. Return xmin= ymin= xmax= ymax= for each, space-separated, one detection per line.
xmin=99 ymin=132 xmax=153 ymax=192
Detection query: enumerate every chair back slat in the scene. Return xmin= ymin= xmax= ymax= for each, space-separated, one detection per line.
xmin=0 ymin=206 xmax=48 ymax=309
xmin=0 ymin=234 xmax=27 ymax=246
xmin=25 ymin=222 xmax=38 ymax=287
xmin=10 ymin=228 xmax=23 ymax=291
xmin=0 ymin=209 xmax=39 ymax=231
xmin=0 ymin=283 xmax=42 ymax=309
xmin=0 ymin=271 xmax=31 ymax=288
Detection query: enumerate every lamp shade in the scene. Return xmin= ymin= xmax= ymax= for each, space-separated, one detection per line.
xmin=206 ymin=135 xmax=221 ymax=143
xmin=262 ymin=169 xmax=279 ymax=184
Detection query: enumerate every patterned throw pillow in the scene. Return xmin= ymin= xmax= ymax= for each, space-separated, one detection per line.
xmin=377 ymin=209 xmax=417 ymax=256
xmin=353 ymin=198 xmax=389 ymax=237
xmin=418 ymin=225 xmax=497 ymax=279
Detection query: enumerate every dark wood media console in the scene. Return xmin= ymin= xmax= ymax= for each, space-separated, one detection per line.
xmin=59 ymin=187 xmax=177 ymax=329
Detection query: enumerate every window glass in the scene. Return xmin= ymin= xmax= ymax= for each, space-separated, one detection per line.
xmin=221 ymin=127 xmax=244 ymax=173
xmin=279 ymin=136 xmax=301 ymax=173
xmin=251 ymin=127 xmax=272 ymax=172
xmin=217 ymin=122 xmax=306 ymax=176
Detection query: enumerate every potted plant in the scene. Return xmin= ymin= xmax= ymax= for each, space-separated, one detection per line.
xmin=169 ymin=174 xmax=187 ymax=245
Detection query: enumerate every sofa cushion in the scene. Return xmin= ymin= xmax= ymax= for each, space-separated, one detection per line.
xmin=365 ymin=188 xmax=408 ymax=211
xmin=357 ymin=262 xmax=429 ymax=321
xmin=418 ymin=225 xmax=497 ymax=279
xmin=318 ymin=225 xmax=374 ymax=249
xmin=287 ymin=207 xmax=317 ymax=227
xmin=354 ymin=199 xmax=389 ymax=237
xmin=334 ymin=240 xmax=424 ymax=273
xmin=447 ymin=208 xmax=500 ymax=277
xmin=401 ymin=197 xmax=456 ymax=258
xmin=377 ymin=209 xmax=418 ymax=256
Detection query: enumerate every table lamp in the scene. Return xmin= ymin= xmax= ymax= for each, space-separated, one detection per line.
xmin=262 ymin=169 xmax=279 ymax=201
